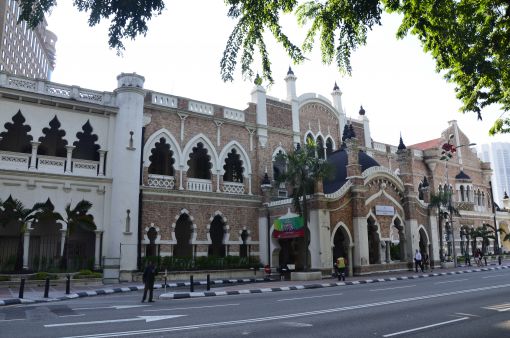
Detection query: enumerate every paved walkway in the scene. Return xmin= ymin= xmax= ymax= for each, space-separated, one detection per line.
xmin=1 ymin=262 xmax=508 ymax=306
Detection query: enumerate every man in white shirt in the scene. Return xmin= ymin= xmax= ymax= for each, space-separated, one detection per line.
xmin=414 ymin=249 xmax=423 ymax=273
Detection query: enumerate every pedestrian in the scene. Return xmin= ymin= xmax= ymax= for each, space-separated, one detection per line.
xmin=465 ymin=251 xmax=471 ymax=266
xmin=336 ymin=256 xmax=347 ymax=281
xmin=414 ymin=249 xmax=423 ymax=273
xmin=142 ymin=260 xmax=157 ymax=303
xmin=423 ymin=253 xmax=429 ymax=272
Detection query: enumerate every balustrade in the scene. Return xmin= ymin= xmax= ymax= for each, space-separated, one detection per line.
xmin=37 ymin=155 xmax=66 ymax=174
xmin=0 ymin=151 xmax=30 ymax=170
xmin=187 ymin=178 xmax=212 ymax=192
xmin=147 ymin=174 xmax=175 ymax=189
xmin=222 ymin=181 xmax=245 ymax=194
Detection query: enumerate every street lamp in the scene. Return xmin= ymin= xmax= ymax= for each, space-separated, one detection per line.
xmin=440 ymin=134 xmax=476 ymax=268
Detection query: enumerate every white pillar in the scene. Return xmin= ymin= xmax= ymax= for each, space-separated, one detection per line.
xmin=251 ymin=82 xmax=268 ymax=148
xmin=94 ymin=230 xmax=102 ymax=269
xmin=216 ymin=171 xmax=221 ymax=192
xmin=60 ymin=228 xmax=67 ymax=256
xmin=98 ymin=150 xmax=107 ymax=176
xmin=65 ymin=145 xmax=75 ymax=173
xmin=179 ymin=166 xmax=184 ymax=190
xmin=178 ymin=113 xmax=188 ymax=143
xmin=248 ymin=175 xmax=252 ymax=195
xmin=22 ymin=228 xmax=31 ymax=270
xmin=29 ymin=141 xmax=40 ymax=170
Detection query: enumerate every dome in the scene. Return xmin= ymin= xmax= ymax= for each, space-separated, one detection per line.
xmin=323 ymin=149 xmax=380 ymax=194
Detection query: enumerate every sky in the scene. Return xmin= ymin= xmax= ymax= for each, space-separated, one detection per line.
xmin=46 ymin=1 xmax=507 ymax=147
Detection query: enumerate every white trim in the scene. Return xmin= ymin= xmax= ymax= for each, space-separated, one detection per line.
xmin=143 ymin=128 xmax=182 ymax=169
xmin=218 ymin=140 xmax=252 ymax=176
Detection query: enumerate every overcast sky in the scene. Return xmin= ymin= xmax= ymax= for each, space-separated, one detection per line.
xmin=46 ymin=1 xmax=507 ymax=147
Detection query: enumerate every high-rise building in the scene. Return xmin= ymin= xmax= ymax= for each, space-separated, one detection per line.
xmin=0 ymin=0 xmax=56 ymax=79
xmin=478 ymin=142 xmax=510 ymax=206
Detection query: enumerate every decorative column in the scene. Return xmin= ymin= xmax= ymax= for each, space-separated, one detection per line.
xmin=248 ymin=174 xmax=252 ymax=195
xmin=65 ymin=145 xmax=75 ymax=173
xmin=60 ymin=226 xmax=67 ymax=256
xmin=348 ymin=244 xmax=354 ymax=277
xmin=22 ymin=223 xmax=32 ymax=270
xmin=385 ymin=240 xmax=391 ymax=263
xmin=94 ymin=230 xmax=103 ymax=269
xmin=178 ymin=113 xmax=188 ymax=143
xmin=214 ymin=121 xmax=223 ymax=147
xmin=98 ymin=150 xmax=107 ymax=176
xmin=216 ymin=170 xmax=221 ymax=192
xmin=179 ymin=165 xmax=184 ymax=190
xmin=29 ymin=141 xmax=40 ymax=170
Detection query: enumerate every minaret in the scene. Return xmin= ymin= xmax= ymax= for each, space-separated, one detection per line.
xmin=285 ymin=67 xmax=300 ymax=145
xmin=359 ymin=105 xmax=372 ymax=149
xmin=108 ymin=73 xmax=145 ymax=274
xmin=331 ymin=82 xmax=346 ymax=144
xmin=251 ymin=74 xmax=268 ymax=148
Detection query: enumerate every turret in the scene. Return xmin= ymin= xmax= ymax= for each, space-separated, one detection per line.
xmin=250 ymin=74 xmax=268 ymax=148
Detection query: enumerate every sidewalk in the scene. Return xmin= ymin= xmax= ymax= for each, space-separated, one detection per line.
xmin=2 ymin=262 xmax=508 ymax=306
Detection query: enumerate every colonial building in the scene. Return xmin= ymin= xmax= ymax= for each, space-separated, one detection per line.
xmin=1 ymin=69 xmax=508 ymax=280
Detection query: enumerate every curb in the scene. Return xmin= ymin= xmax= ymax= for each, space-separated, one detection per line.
xmin=0 ymin=277 xmax=271 ymax=307
xmin=159 ymin=265 xmax=510 ymax=300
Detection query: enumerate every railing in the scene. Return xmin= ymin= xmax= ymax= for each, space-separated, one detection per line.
xmin=222 ymin=181 xmax=244 ymax=194
xmin=37 ymin=155 xmax=66 ymax=174
xmin=325 ymin=181 xmax=352 ymax=199
xmin=187 ymin=178 xmax=212 ymax=192
xmin=0 ymin=72 xmax=115 ymax=106
xmin=188 ymin=101 xmax=213 ymax=115
xmin=72 ymin=159 xmax=99 ymax=176
xmin=373 ymin=142 xmax=386 ymax=152
xmin=150 ymin=93 xmax=178 ymax=108
xmin=0 ymin=151 xmax=30 ymax=170
xmin=224 ymin=108 xmax=245 ymax=122
xmin=147 ymin=174 xmax=175 ymax=189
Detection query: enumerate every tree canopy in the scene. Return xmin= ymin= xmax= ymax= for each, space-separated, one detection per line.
xmin=14 ymin=0 xmax=510 ymax=134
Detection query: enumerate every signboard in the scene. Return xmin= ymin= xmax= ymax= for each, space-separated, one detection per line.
xmin=272 ymin=216 xmax=305 ymax=239
xmin=375 ymin=205 xmax=394 ymax=216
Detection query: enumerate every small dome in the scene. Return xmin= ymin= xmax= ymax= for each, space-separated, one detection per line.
xmin=323 ymin=149 xmax=380 ymax=194
xmin=287 ymin=66 xmax=294 ymax=76
xmin=333 ymin=82 xmax=340 ymax=91
xmin=359 ymin=105 xmax=365 ymax=115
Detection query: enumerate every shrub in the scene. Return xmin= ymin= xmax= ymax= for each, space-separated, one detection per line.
xmin=73 ymin=270 xmax=102 ymax=279
xmin=30 ymin=272 xmax=57 ymax=280
xmin=0 ymin=275 xmax=10 ymax=281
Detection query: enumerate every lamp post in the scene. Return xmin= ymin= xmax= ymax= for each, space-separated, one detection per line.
xmin=440 ymin=135 xmax=476 ymax=268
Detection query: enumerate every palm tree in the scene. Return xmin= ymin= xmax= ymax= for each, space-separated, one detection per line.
xmin=0 ymin=196 xmax=45 ymax=272
xmin=60 ymin=200 xmax=96 ymax=271
xmin=275 ymin=139 xmax=333 ymax=271
xmin=429 ymin=192 xmax=449 ymax=262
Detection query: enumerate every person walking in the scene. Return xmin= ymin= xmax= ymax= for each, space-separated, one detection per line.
xmin=336 ymin=256 xmax=347 ymax=281
xmin=142 ymin=261 xmax=157 ymax=303
xmin=414 ymin=250 xmax=423 ymax=273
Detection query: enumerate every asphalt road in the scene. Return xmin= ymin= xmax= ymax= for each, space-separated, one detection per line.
xmin=1 ymin=269 xmax=509 ymax=338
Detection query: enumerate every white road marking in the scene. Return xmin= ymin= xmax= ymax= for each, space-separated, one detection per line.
xmin=370 ymin=285 xmax=416 ymax=292
xmin=73 ymin=305 xmax=148 ymax=311
xmin=45 ymin=315 xmax=185 ymax=328
xmin=382 ymin=317 xmax=469 ymax=337
xmin=144 ymin=303 xmax=239 ymax=312
xmin=59 ymin=283 xmax=510 ymax=338
xmin=484 ymin=303 xmax=510 ymax=312
xmin=482 ymin=274 xmax=506 ymax=279
xmin=277 ymin=293 xmax=343 ymax=302
xmin=59 ymin=314 xmax=85 ymax=318
xmin=454 ymin=313 xmax=478 ymax=317
xmin=434 ymin=278 xmax=469 ymax=284
xmin=0 ymin=318 xmax=26 ymax=322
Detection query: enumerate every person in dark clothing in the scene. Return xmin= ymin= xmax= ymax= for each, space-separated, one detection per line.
xmin=142 ymin=261 xmax=157 ymax=303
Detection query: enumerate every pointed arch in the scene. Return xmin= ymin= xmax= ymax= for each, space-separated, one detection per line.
xmin=0 ymin=110 xmax=33 ymax=153
xmin=143 ymin=128 xmax=182 ymax=169
xmin=417 ymin=225 xmax=430 ymax=244
xmin=330 ymin=222 xmax=353 ymax=248
xmin=325 ymin=136 xmax=335 ymax=157
xmin=38 ymin=116 xmax=68 ymax=157
xmin=218 ymin=140 xmax=252 ymax=176
xmin=171 ymin=208 xmax=197 ymax=244
xmin=182 ymin=134 xmax=219 ymax=172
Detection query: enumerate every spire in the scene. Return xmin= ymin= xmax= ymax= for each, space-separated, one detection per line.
xmin=398 ymin=133 xmax=406 ymax=150
xmin=287 ymin=66 xmax=294 ymax=76
xmin=504 ymin=191 xmax=509 ymax=199
xmin=422 ymin=176 xmax=429 ymax=187
xmin=359 ymin=105 xmax=365 ymax=116
xmin=333 ymin=82 xmax=339 ymax=91
xmin=254 ymin=73 xmax=262 ymax=86
xmin=295 ymin=142 xmax=301 ymax=151
xmin=342 ymin=124 xmax=350 ymax=142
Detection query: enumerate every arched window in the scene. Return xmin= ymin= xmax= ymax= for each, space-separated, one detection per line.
xmin=477 ymin=190 xmax=481 ymax=206
xmin=305 ymin=133 xmax=315 ymax=157
xmin=208 ymin=215 xmax=225 ymax=257
xmin=460 ymin=185 xmax=465 ymax=202
xmin=466 ymin=186 xmax=471 ymax=202
xmin=223 ymin=149 xmax=244 ymax=183
xmin=0 ymin=110 xmax=33 ymax=153
xmin=326 ymin=138 xmax=334 ymax=158
xmin=173 ymin=214 xmax=192 ymax=257
xmin=273 ymin=150 xmax=286 ymax=182
xmin=38 ymin=116 xmax=67 ymax=157
xmin=73 ymin=120 xmax=100 ymax=161
xmin=148 ymin=137 xmax=175 ymax=176
xmin=240 ymin=230 xmax=249 ymax=258
xmin=418 ymin=183 xmax=423 ymax=200
xmin=481 ymin=192 xmax=485 ymax=207
xmin=187 ymin=142 xmax=212 ymax=179
xmin=316 ymin=136 xmax=325 ymax=159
